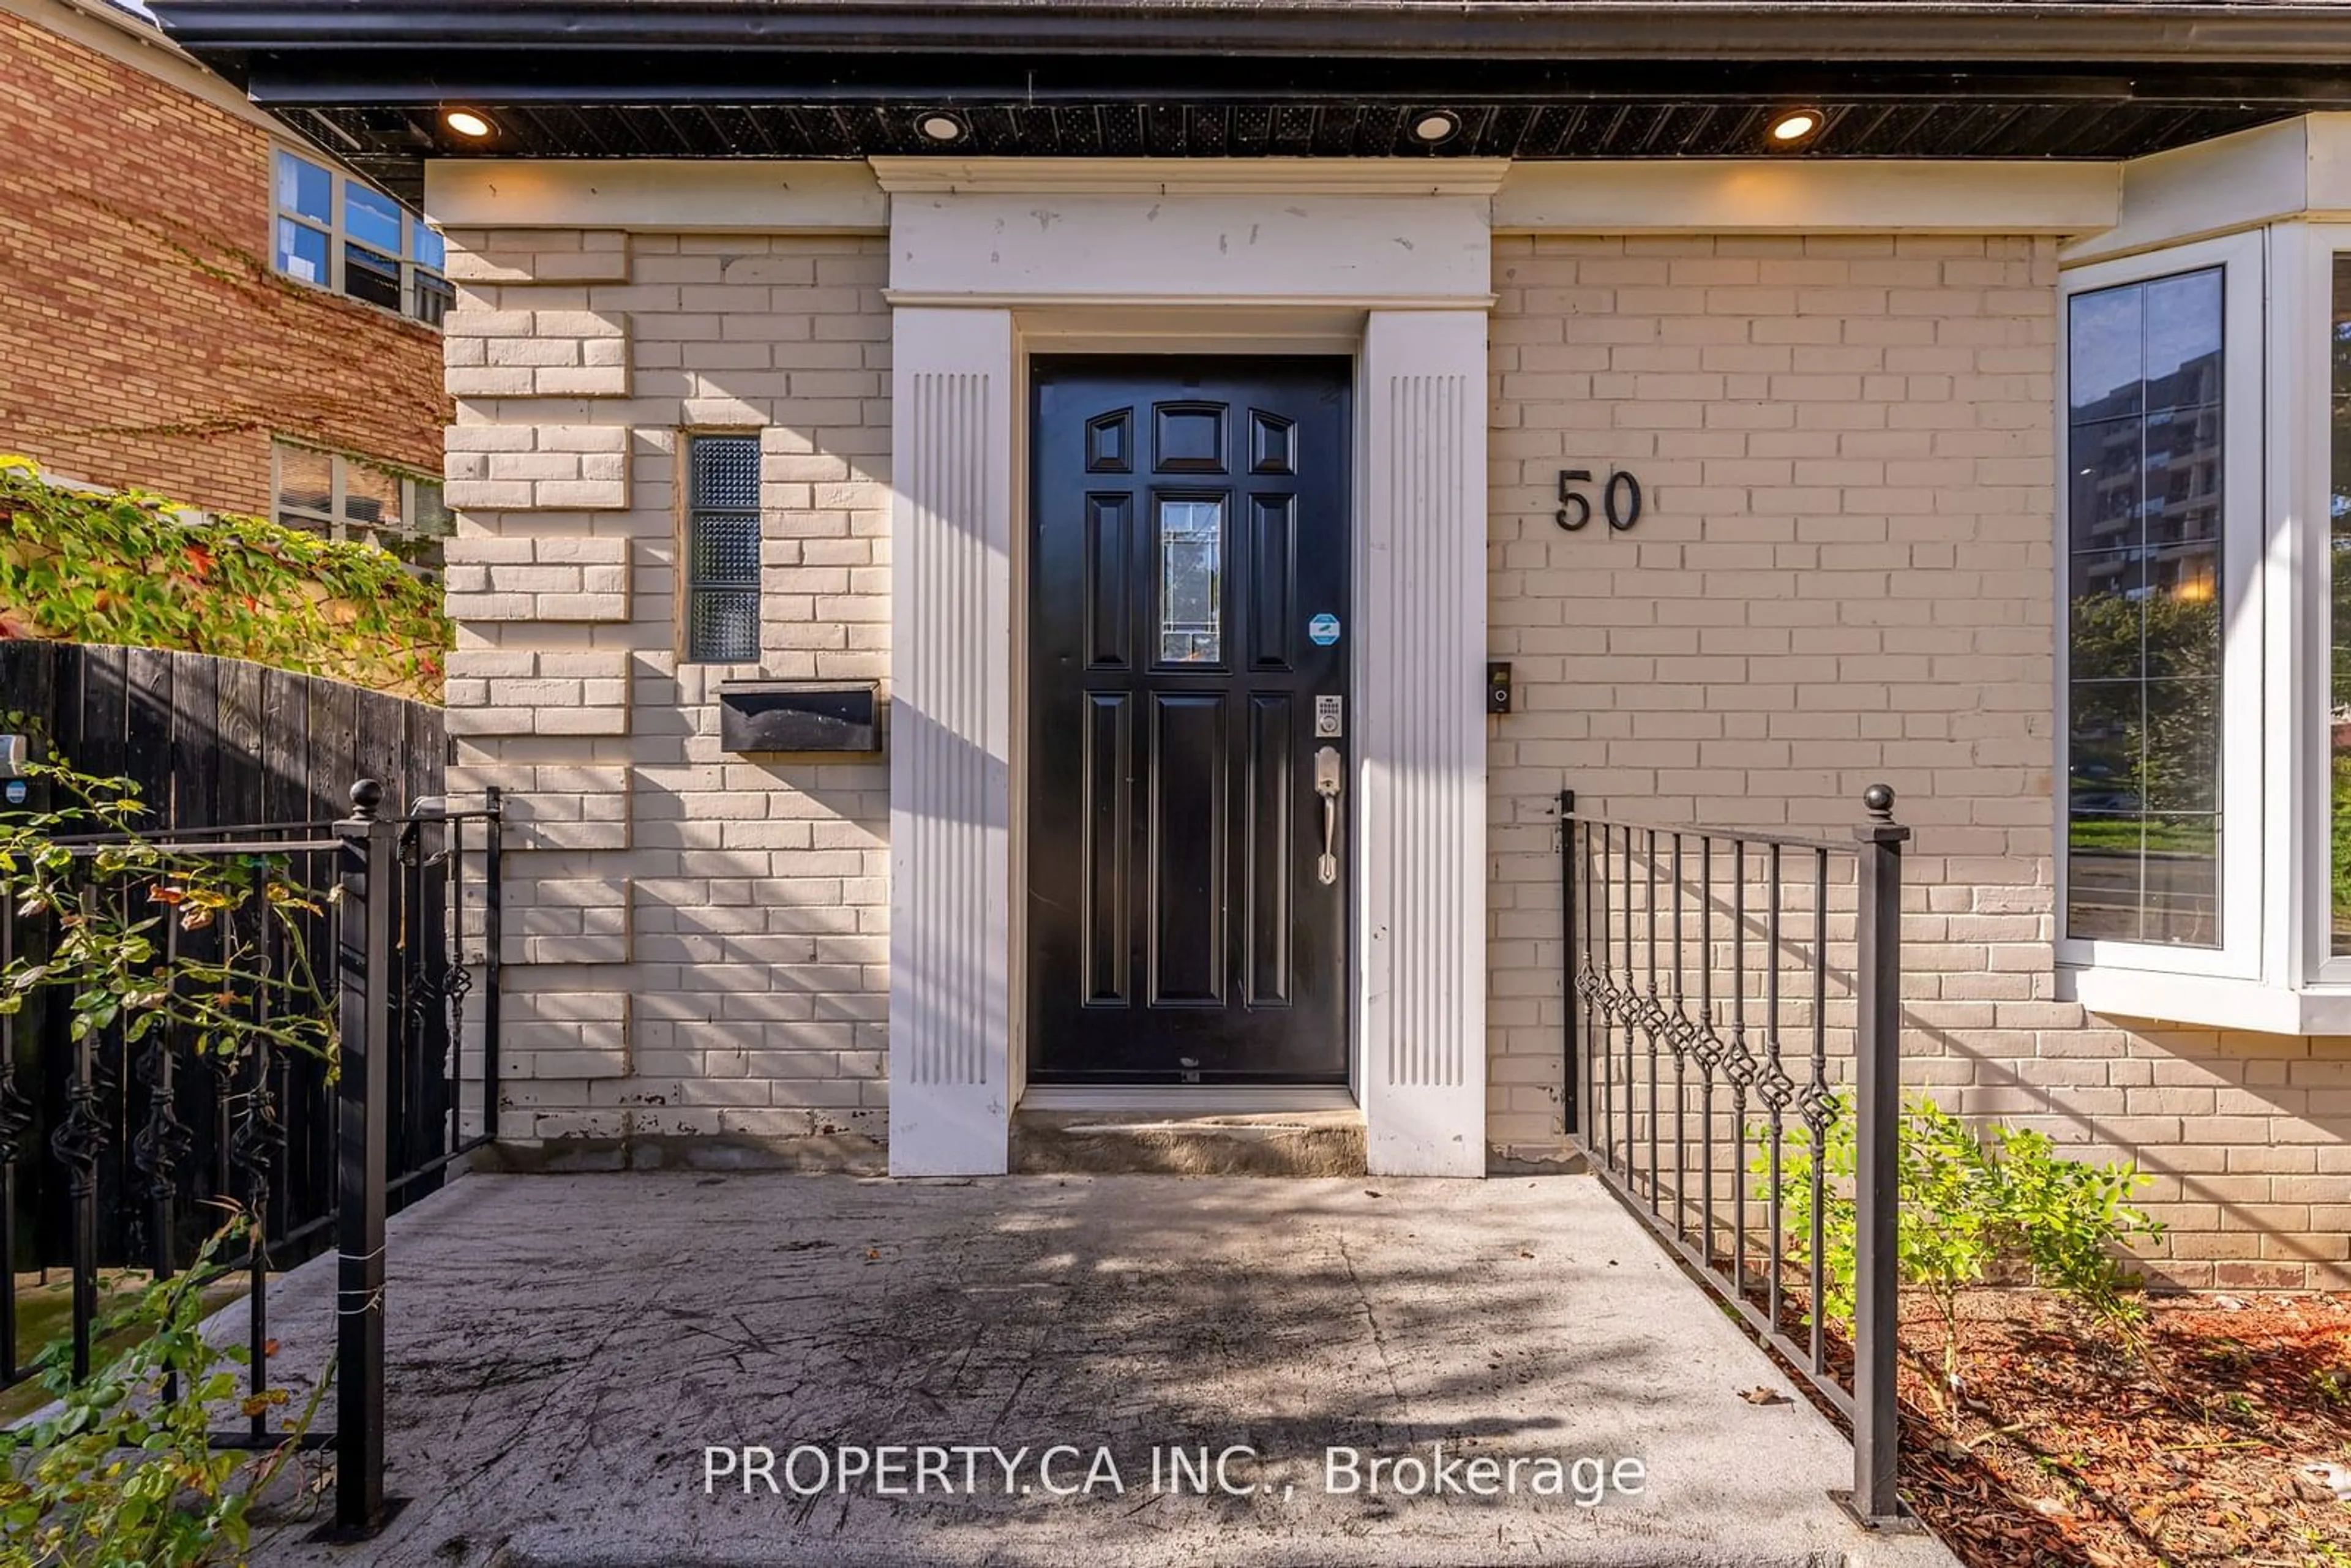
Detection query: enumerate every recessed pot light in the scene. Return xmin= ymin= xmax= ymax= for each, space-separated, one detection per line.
xmin=918 ymin=112 xmax=967 ymax=144
xmin=1411 ymin=110 xmax=1461 ymax=144
xmin=1768 ymin=108 xmax=1824 ymax=144
xmin=442 ymin=109 xmax=495 ymax=139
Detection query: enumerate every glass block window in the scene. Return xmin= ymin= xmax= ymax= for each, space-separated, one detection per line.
xmin=1157 ymin=498 xmax=1224 ymax=664
xmin=686 ymin=435 xmax=763 ymax=664
xmin=272 ymin=149 xmax=451 ymax=326
xmin=271 ymin=440 xmax=451 ymax=576
xmin=2064 ymin=268 xmax=2225 ymax=947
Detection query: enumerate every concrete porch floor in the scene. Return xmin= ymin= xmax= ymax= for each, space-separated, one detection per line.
xmin=244 ymin=1172 xmax=1955 ymax=1568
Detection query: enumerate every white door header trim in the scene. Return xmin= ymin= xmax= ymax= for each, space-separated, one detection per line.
xmin=888 ymin=189 xmax=1497 ymax=301
xmin=869 ymin=156 xmax=1513 ymax=197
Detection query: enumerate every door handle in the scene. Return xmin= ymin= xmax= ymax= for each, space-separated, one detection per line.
xmin=1314 ymin=745 xmax=1342 ymax=887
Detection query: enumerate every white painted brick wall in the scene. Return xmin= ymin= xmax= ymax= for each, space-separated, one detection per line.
xmin=441 ymin=228 xmax=632 ymax=286
xmin=436 ymin=220 xmax=2339 ymax=1280
xmin=441 ymin=228 xmax=891 ymax=1155
xmin=444 ymin=306 xmax=631 ymax=399
xmin=444 ymin=535 xmax=632 ymax=623
xmin=1489 ymin=233 xmax=2349 ymax=1288
xmin=445 ymin=424 xmax=630 ymax=508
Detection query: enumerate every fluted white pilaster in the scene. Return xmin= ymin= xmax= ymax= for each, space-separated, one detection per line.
xmin=1360 ymin=310 xmax=1490 ymax=1177
xmin=888 ymin=308 xmax=1015 ymax=1175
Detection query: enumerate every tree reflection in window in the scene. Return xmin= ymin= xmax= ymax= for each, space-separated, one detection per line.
xmin=2331 ymin=258 xmax=2351 ymax=955
xmin=2065 ymin=268 xmax=2224 ymax=946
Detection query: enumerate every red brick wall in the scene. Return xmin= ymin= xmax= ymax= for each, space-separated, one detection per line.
xmin=0 ymin=9 xmax=448 ymax=515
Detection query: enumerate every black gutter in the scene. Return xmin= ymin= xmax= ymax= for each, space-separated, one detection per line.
xmin=154 ymin=1 xmax=2351 ymax=67
xmin=222 ymin=56 xmax=2351 ymax=110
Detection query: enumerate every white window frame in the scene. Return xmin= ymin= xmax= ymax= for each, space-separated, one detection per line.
xmin=270 ymin=440 xmax=449 ymax=565
xmin=270 ymin=146 xmax=451 ymax=327
xmin=2054 ymin=230 xmax=2267 ymax=982
xmin=2298 ymin=222 xmax=2351 ymax=989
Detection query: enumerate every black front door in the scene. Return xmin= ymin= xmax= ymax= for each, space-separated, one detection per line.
xmin=1028 ymin=356 xmax=1351 ymax=1084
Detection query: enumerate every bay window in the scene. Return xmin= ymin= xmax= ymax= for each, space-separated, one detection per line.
xmin=2062 ymin=219 xmax=2351 ymax=1029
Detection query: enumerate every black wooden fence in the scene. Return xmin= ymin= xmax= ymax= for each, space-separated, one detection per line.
xmin=0 ymin=644 xmax=473 ymax=1532
xmin=0 ymin=641 xmax=443 ymax=827
xmin=0 ymin=787 xmax=501 ymax=1534
xmin=0 ymin=643 xmax=451 ymax=1277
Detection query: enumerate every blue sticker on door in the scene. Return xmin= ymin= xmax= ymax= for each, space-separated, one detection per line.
xmin=1307 ymin=613 xmax=1341 ymax=647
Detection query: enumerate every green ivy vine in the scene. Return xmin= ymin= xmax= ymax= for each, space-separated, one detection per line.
xmin=0 ymin=457 xmax=449 ymax=702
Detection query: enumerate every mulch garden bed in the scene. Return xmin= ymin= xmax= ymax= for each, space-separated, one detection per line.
xmin=1896 ymin=1291 xmax=2351 ymax=1567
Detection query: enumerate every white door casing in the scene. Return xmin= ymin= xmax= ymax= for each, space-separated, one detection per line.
xmin=887 ymin=307 xmax=1016 ymax=1177
xmin=883 ymin=162 xmax=1496 ymax=1176
xmin=1359 ymin=309 xmax=1490 ymax=1177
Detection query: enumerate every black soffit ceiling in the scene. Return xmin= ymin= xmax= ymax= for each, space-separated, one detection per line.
xmin=152 ymin=2 xmax=2351 ymax=206
xmin=291 ymin=100 xmax=2300 ymax=207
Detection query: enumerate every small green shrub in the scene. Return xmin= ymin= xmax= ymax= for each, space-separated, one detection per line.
xmin=0 ymin=1220 xmax=326 ymax=1568
xmin=1994 ymin=1120 xmax=2168 ymax=1339
xmin=1766 ymin=1097 xmax=2164 ymax=1415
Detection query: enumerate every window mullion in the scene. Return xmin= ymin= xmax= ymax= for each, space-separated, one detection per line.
xmin=329 ymin=171 xmax=345 ymax=294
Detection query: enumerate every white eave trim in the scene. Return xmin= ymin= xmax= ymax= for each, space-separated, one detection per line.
xmin=2060 ymin=966 xmax=2351 ymax=1037
xmin=423 ymin=159 xmax=890 ymax=232
xmin=426 ymin=151 xmax=2140 ymax=237
xmin=2063 ymin=113 xmax=2351 ymax=266
xmin=1494 ymin=159 xmax=2121 ymax=235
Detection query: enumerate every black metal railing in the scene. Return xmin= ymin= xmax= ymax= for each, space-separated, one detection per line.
xmin=1563 ymin=784 xmax=1908 ymax=1528
xmin=0 ymin=779 xmax=503 ymax=1534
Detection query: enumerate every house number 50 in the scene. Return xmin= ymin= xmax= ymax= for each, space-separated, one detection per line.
xmin=1555 ymin=468 xmax=1643 ymax=533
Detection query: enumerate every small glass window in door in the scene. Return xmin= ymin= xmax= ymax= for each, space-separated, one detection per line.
xmin=1158 ymin=498 xmax=1223 ymax=663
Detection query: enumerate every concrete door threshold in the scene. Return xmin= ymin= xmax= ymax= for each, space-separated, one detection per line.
xmin=1019 ymin=1084 xmax=1358 ymax=1114
xmin=1012 ymin=1104 xmax=1368 ymax=1176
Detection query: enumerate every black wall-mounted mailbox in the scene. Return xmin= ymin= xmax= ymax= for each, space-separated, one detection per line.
xmin=719 ymin=681 xmax=883 ymax=754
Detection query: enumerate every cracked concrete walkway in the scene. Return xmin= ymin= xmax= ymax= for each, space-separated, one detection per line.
xmin=240 ymin=1172 xmax=1954 ymax=1567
